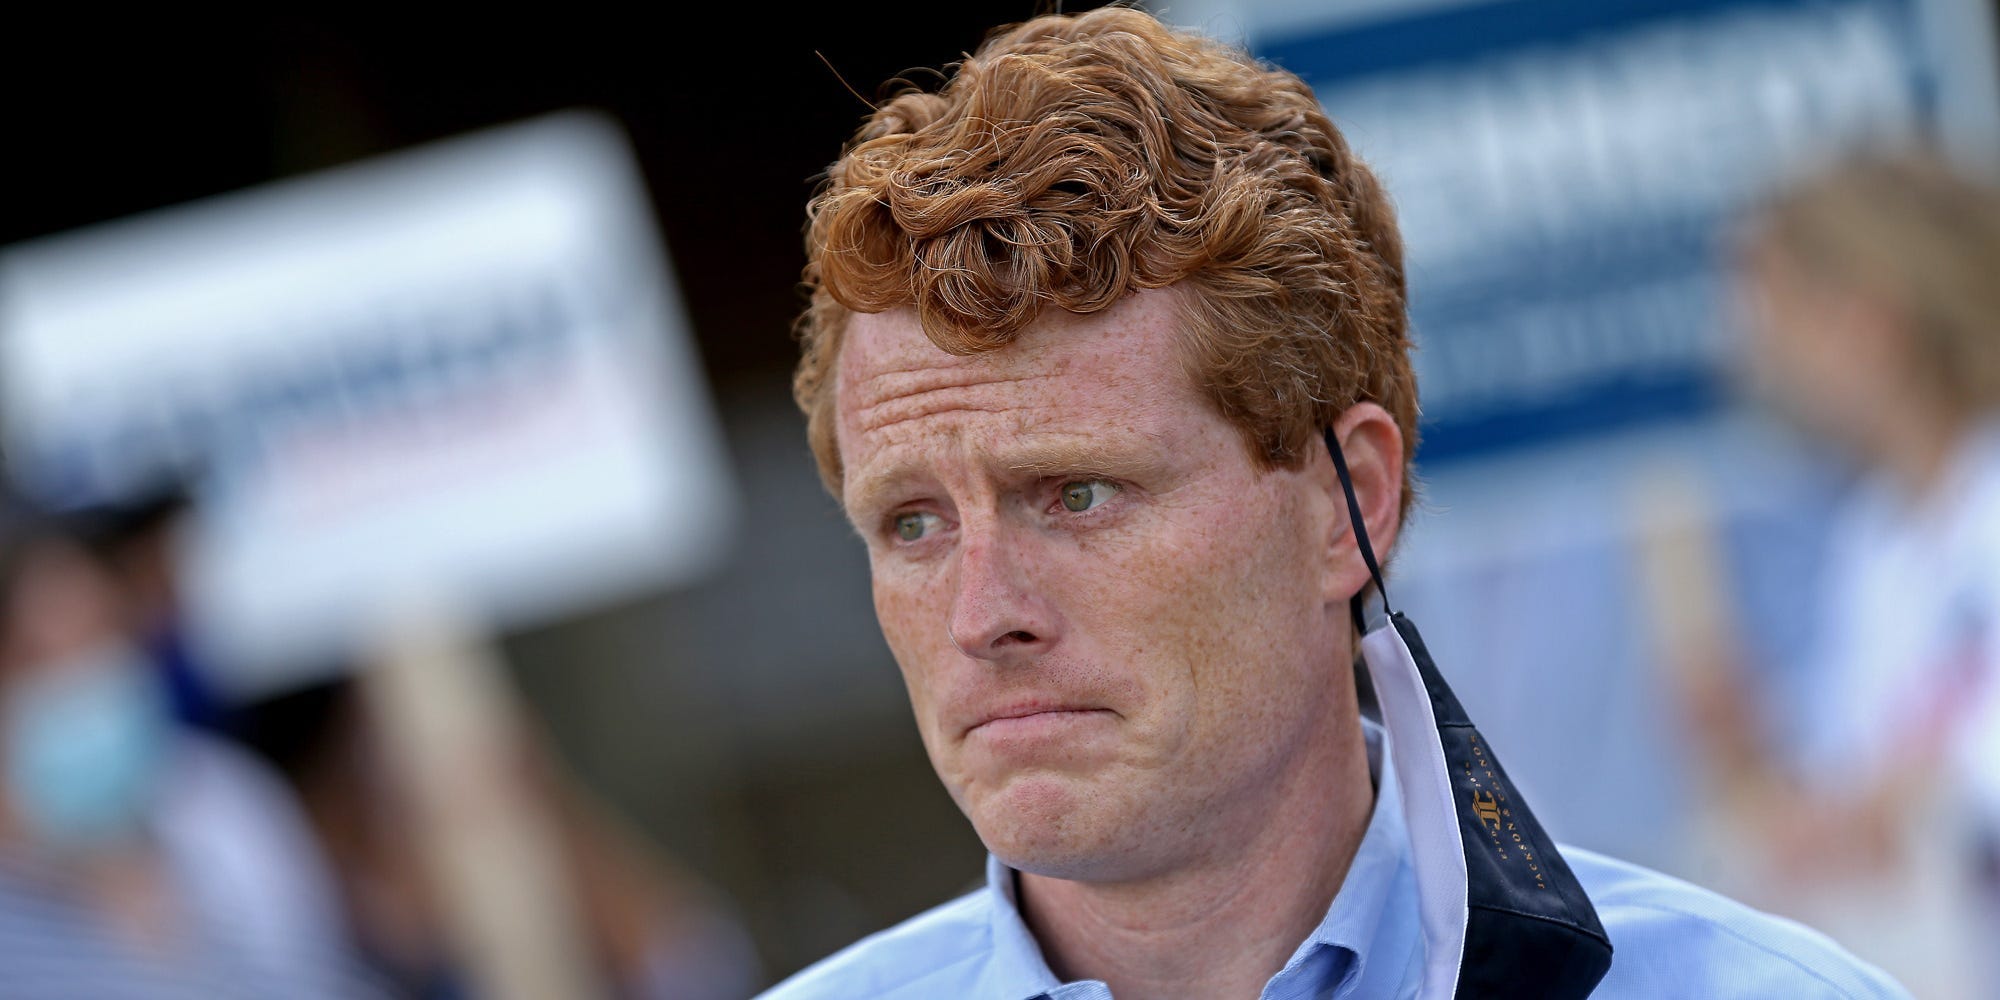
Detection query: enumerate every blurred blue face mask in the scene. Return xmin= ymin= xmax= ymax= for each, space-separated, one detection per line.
xmin=3 ymin=644 xmax=170 ymax=851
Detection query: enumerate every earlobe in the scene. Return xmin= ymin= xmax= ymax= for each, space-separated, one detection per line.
xmin=1320 ymin=404 xmax=1404 ymax=605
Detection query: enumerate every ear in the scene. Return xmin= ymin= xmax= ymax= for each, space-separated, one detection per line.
xmin=1315 ymin=403 xmax=1404 ymax=607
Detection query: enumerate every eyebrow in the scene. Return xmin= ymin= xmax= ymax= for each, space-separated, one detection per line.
xmin=843 ymin=465 xmax=927 ymax=526
xmin=842 ymin=436 xmax=1172 ymax=522
xmin=1001 ymin=439 xmax=1165 ymax=478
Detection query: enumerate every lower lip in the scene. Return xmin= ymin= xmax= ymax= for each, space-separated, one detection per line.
xmin=971 ymin=709 xmax=1113 ymax=743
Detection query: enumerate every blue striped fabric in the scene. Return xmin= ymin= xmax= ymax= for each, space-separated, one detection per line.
xmin=0 ymin=734 xmax=386 ymax=999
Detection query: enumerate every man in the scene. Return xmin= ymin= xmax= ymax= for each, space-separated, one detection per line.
xmin=764 ymin=8 xmax=1907 ymax=998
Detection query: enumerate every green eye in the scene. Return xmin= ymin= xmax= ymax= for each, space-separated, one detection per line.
xmin=894 ymin=511 xmax=939 ymax=541
xmin=1060 ymin=480 xmax=1118 ymax=513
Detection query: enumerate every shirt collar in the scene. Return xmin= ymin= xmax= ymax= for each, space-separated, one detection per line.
xmin=976 ymin=852 xmax=1070 ymax=998
xmin=1281 ymin=717 xmax=1418 ymax=994
xmin=974 ymin=718 xmax=1416 ymax=999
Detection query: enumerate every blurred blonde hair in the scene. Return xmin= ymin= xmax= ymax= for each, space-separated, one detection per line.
xmin=1756 ymin=153 xmax=2000 ymax=418
xmin=794 ymin=6 xmax=1417 ymax=519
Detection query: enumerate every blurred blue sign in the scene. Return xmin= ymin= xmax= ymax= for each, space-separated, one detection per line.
xmin=1254 ymin=0 xmax=1931 ymax=460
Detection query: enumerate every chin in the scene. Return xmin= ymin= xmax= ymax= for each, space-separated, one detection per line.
xmin=965 ymin=771 xmax=1139 ymax=881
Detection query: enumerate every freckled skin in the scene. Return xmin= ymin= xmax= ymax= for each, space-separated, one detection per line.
xmin=835 ymin=287 xmax=1371 ymax=885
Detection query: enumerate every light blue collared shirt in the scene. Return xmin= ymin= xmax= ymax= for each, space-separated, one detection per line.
xmin=760 ymin=724 xmax=1909 ymax=999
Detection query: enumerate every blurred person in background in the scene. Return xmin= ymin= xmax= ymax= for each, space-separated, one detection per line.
xmin=1654 ymin=153 xmax=2000 ymax=995
xmin=0 ymin=483 xmax=379 ymax=998
xmin=65 ymin=483 xmax=231 ymax=737
xmin=761 ymin=8 xmax=1906 ymax=998
xmin=7 ymin=416 xmax=757 ymax=998
xmin=11 ymin=462 xmax=759 ymax=997
xmin=236 ymin=671 xmax=760 ymax=1000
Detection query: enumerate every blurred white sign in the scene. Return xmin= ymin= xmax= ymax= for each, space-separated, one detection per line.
xmin=0 ymin=112 xmax=735 ymax=698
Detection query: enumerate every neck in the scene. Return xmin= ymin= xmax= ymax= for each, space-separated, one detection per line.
xmin=1017 ymin=705 xmax=1375 ymax=1000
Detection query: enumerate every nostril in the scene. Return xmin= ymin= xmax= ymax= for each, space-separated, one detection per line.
xmin=1003 ymin=630 xmax=1036 ymax=644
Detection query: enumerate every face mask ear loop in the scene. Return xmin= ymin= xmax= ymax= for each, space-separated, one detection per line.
xmin=1324 ymin=426 xmax=1392 ymax=632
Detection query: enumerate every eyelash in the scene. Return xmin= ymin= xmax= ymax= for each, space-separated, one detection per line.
xmin=1047 ymin=478 xmax=1121 ymax=517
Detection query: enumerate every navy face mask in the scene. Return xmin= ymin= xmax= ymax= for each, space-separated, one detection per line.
xmin=1325 ymin=428 xmax=1613 ymax=1000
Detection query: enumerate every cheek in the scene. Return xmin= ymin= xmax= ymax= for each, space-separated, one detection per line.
xmin=871 ymin=565 xmax=954 ymax=716
xmin=1078 ymin=485 xmax=1325 ymax=711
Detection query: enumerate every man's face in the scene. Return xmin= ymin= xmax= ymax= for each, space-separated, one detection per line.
xmin=834 ymin=288 xmax=1353 ymax=882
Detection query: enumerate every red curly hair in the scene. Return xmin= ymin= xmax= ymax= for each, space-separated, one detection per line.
xmin=796 ymin=6 xmax=1418 ymax=521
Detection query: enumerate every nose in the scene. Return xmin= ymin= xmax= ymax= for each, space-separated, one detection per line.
xmin=947 ymin=523 xmax=1058 ymax=661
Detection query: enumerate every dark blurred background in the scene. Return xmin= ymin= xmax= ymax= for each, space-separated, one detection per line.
xmin=8 ymin=7 xmax=1115 ymax=377
xmin=2 ymin=5 xmax=1114 ymax=983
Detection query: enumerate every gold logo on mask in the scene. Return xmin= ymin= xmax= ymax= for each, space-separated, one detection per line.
xmin=1462 ymin=734 xmax=1548 ymax=889
xmin=1472 ymin=790 xmax=1502 ymax=832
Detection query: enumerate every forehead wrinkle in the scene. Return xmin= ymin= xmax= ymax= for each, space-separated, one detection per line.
xmin=834 ymin=294 xmax=1200 ymax=515
xmin=848 ymin=372 xmax=1059 ymax=437
xmin=841 ymin=329 xmax=1063 ymax=397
